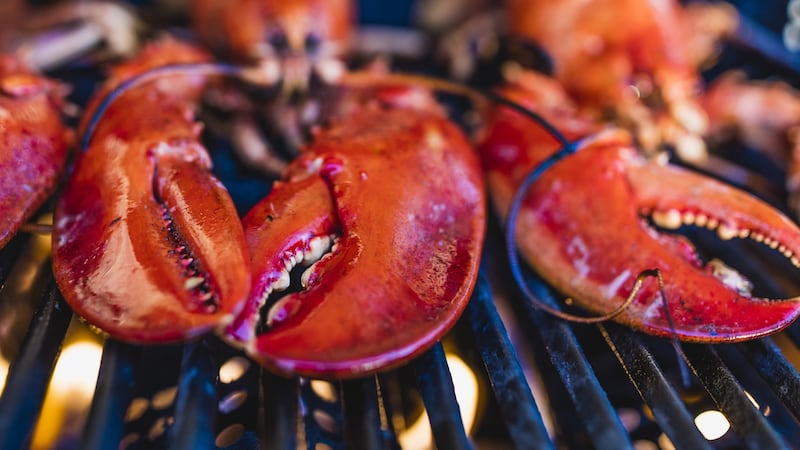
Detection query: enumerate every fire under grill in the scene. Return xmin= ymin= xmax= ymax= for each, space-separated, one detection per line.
xmin=3 ymin=0 xmax=800 ymax=449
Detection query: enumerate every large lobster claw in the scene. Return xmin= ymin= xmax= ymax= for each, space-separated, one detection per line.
xmin=225 ymin=90 xmax=485 ymax=378
xmin=481 ymin=72 xmax=800 ymax=342
xmin=53 ymin=39 xmax=250 ymax=342
xmin=0 ymin=55 xmax=70 ymax=249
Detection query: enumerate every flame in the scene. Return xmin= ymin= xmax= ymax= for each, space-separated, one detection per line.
xmin=0 ymin=357 xmax=8 ymax=393
xmin=31 ymin=322 xmax=103 ymax=450
xmin=397 ymin=352 xmax=479 ymax=449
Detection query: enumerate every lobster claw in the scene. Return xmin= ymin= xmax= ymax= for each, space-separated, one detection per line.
xmin=482 ymin=73 xmax=800 ymax=342
xmin=53 ymin=39 xmax=250 ymax=342
xmin=0 ymin=55 xmax=70 ymax=249
xmin=225 ymin=97 xmax=485 ymax=378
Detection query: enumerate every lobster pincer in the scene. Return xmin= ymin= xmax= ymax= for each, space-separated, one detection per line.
xmin=224 ymin=86 xmax=486 ymax=378
xmin=481 ymin=71 xmax=800 ymax=342
xmin=52 ymin=39 xmax=251 ymax=342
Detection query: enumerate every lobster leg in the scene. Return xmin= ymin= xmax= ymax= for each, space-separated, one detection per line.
xmin=191 ymin=0 xmax=353 ymax=169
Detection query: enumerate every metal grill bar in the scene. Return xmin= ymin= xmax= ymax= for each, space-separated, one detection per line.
xmin=169 ymin=339 xmax=218 ymax=450
xmin=716 ymin=343 xmax=800 ymax=444
xmin=464 ymin=271 xmax=554 ymax=449
xmin=598 ymin=322 xmax=712 ymax=450
xmin=82 ymin=340 xmax=139 ymax=450
xmin=517 ymin=271 xmax=633 ymax=449
xmin=736 ymin=338 xmax=800 ymax=419
xmin=0 ymin=279 xmax=71 ymax=450
xmin=0 ymin=237 xmax=25 ymax=289
xmin=342 ymin=377 xmax=384 ymax=449
xmin=260 ymin=371 xmax=298 ymax=449
xmin=682 ymin=344 xmax=790 ymax=449
xmin=405 ymin=343 xmax=470 ymax=449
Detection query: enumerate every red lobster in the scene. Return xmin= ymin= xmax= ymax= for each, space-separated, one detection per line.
xmin=0 ymin=0 xmax=142 ymax=251
xmin=189 ymin=0 xmax=485 ymax=376
xmin=227 ymin=85 xmax=484 ymax=377
xmin=480 ymin=70 xmax=800 ymax=342
xmin=51 ymin=35 xmax=485 ymax=377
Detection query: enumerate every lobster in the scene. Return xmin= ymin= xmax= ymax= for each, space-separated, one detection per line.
xmin=227 ymin=85 xmax=484 ymax=377
xmin=0 ymin=0 xmax=139 ymax=251
xmin=188 ymin=0 xmax=489 ymax=376
xmin=50 ymin=32 xmax=485 ymax=377
xmin=480 ymin=69 xmax=800 ymax=342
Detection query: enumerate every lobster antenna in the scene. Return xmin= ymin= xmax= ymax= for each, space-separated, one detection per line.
xmin=79 ymin=62 xmax=271 ymax=152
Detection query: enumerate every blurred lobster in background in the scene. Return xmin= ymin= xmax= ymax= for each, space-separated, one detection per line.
xmin=189 ymin=0 xmax=355 ymax=173
xmin=503 ymin=0 xmax=739 ymax=162
xmin=702 ymin=72 xmax=800 ymax=220
xmin=0 ymin=54 xmax=71 ymax=250
xmin=0 ymin=0 xmax=139 ymax=251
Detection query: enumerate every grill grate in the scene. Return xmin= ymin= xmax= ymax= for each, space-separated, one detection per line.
xmin=1 ymin=233 xmax=800 ymax=448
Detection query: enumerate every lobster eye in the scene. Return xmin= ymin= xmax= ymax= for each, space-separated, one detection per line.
xmin=304 ymin=33 xmax=321 ymax=54
xmin=267 ymin=30 xmax=289 ymax=53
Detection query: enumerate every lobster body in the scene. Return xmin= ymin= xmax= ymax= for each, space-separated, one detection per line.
xmin=228 ymin=89 xmax=486 ymax=377
xmin=504 ymin=0 xmax=737 ymax=159
xmin=0 ymin=55 xmax=70 ymax=249
xmin=481 ymin=72 xmax=800 ymax=342
xmin=53 ymin=40 xmax=250 ymax=342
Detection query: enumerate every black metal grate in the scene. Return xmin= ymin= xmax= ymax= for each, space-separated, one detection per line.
xmin=2 ymin=0 xmax=800 ymax=449
xmin=2 ymin=220 xmax=800 ymax=449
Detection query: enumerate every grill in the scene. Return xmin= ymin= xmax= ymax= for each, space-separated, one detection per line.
xmin=1 ymin=0 xmax=800 ymax=449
